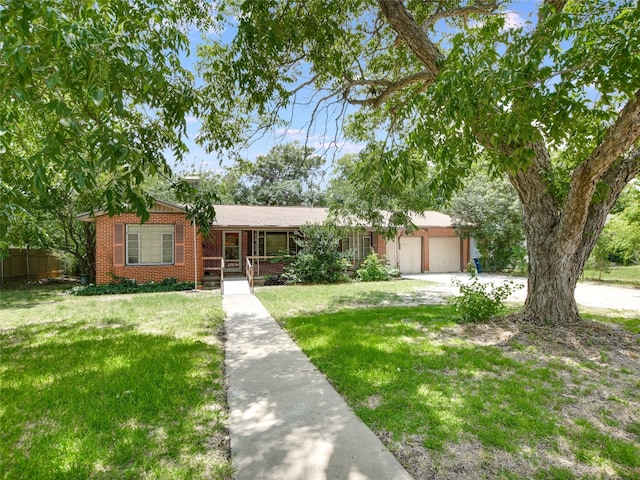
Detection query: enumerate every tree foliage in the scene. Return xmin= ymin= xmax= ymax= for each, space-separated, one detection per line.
xmin=233 ymin=142 xmax=327 ymax=206
xmin=594 ymin=184 xmax=640 ymax=265
xmin=446 ymin=168 xmax=525 ymax=272
xmin=283 ymin=223 xmax=350 ymax=284
xmin=198 ymin=0 xmax=640 ymax=325
xmin=0 ymin=162 xmax=97 ymax=275
xmin=1 ymin=0 xmax=218 ymax=247
xmin=327 ymin=153 xmax=435 ymax=233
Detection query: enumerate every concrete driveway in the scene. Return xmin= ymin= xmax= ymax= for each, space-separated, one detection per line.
xmin=403 ymin=273 xmax=640 ymax=315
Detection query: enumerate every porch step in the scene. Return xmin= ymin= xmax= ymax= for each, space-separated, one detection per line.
xmin=223 ymin=277 xmax=252 ymax=295
xmin=202 ymin=275 xmax=221 ymax=290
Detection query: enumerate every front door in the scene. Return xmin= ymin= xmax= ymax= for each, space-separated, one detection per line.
xmin=223 ymin=231 xmax=242 ymax=272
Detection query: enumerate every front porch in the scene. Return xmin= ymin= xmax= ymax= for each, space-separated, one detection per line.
xmin=201 ymin=227 xmax=380 ymax=290
xmin=201 ymin=255 xmax=286 ymax=292
xmin=202 ymin=229 xmax=298 ymax=288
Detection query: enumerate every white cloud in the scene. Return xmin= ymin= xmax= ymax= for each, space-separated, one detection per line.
xmin=274 ymin=128 xmax=365 ymax=156
xmin=503 ymin=11 xmax=526 ymax=29
xmin=275 ymin=128 xmax=312 ymax=142
xmin=469 ymin=10 xmax=528 ymax=31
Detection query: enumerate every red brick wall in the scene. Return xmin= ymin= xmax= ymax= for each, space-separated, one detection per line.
xmin=95 ymin=213 xmax=203 ymax=285
xmin=242 ymin=231 xmax=250 ymax=273
xmin=462 ymin=236 xmax=470 ymax=270
xmin=374 ymin=234 xmax=386 ymax=257
xmin=202 ymin=231 xmax=223 ymax=276
xmin=254 ymin=261 xmax=286 ymax=276
xmin=204 ymin=231 xmax=223 ymax=257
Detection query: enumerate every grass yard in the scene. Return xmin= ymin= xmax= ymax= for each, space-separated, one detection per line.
xmin=0 ymin=285 xmax=232 ymax=480
xmin=582 ymin=265 xmax=640 ymax=287
xmin=255 ymin=279 xmax=436 ymax=318
xmin=257 ymin=281 xmax=640 ymax=479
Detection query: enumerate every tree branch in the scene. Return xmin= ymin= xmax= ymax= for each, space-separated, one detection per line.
xmin=423 ymin=1 xmax=501 ymax=29
xmin=345 ymin=71 xmax=433 ymax=107
xmin=560 ymin=89 xmax=640 ymax=242
xmin=289 ymin=74 xmax=320 ymax=96
xmin=507 ymin=141 xmax=560 ymax=233
xmin=538 ymin=0 xmax=568 ymax=23
xmin=377 ymin=0 xmax=444 ymax=79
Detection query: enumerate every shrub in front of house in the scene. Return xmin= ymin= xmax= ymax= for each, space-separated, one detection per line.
xmin=68 ymin=277 xmax=194 ymax=296
xmin=283 ymin=223 xmax=351 ymax=284
xmin=448 ymin=273 xmax=522 ymax=322
xmin=264 ymin=274 xmax=287 ymax=286
xmin=356 ymin=252 xmax=392 ymax=282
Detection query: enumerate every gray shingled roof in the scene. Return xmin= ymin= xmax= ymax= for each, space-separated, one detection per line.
xmin=78 ymin=201 xmax=453 ymax=228
xmin=211 ymin=205 xmax=329 ymax=228
xmin=210 ymin=205 xmax=453 ymax=229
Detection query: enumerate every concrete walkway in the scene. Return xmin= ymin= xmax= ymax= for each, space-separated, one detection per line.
xmin=222 ymin=286 xmax=412 ymax=480
xmin=223 ymin=277 xmax=253 ymax=295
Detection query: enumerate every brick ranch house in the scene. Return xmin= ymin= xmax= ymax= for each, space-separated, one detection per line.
xmin=79 ymin=199 xmax=470 ymax=286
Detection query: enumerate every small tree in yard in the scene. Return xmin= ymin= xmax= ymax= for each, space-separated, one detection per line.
xmin=283 ymin=223 xmax=350 ymax=284
xmin=447 ymin=169 xmax=525 ymax=272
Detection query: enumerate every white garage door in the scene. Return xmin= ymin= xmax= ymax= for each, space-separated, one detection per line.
xmin=398 ymin=237 xmax=422 ymax=274
xmin=429 ymin=237 xmax=461 ymax=272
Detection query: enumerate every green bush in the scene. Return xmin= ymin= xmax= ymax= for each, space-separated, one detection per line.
xmin=356 ymin=252 xmax=391 ymax=282
xmin=283 ymin=223 xmax=350 ymax=284
xmin=68 ymin=277 xmax=194 ymax=296
xmin=264 ymin=274 xmax=287 ymax=286
xmin=449 ymin=273 xmax=521 ymax=322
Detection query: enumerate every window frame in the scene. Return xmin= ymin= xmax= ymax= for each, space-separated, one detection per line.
xmin=256 ymin=230 xmax=298 ymax=256
xmin=126 ymin=224 xmax=175 ymax=266
xmin=341 ymin=232 xmax=373 ymax=261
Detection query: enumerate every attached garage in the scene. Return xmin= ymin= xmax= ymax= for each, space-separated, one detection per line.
xmin=397 ymin=236 xmax=422 ymax=274
xmin=428 ymin=237 xmax=461 ymax=272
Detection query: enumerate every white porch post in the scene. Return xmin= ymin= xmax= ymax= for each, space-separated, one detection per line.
xmin=193 ymin=219 xmax=197 ymax=290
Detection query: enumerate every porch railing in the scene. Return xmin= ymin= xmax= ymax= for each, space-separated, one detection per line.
xmin=203 ymin=257 xmax=224 ymax=294
xmin=246 ymin=255 xmax=293 ymax=292
xmin=245 ymin=255 xmax=290 ymax=277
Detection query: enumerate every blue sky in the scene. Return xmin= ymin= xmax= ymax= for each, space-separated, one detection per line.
xmin=171 ymin=23 xmax=368 ymax=176
xmin=172 ymin=1 xmax=539 ymax=176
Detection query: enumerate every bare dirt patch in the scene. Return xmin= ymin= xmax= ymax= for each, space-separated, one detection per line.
xmin=385 ymin=316 xmax=640 ymax=479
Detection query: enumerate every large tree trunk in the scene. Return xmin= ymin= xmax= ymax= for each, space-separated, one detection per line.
xmin=520 ymin=219 xmax=583 ymax=325
xmin=376 ymin=1 xmax=640 ymax=326
xmin=514 ymin=148 xmax=640 ymax=326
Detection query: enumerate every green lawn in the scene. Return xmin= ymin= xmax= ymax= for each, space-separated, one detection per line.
xmin=0 ymin=286 xmax=232 ymax=480
xmin=255 ymin=279 xmax=433 ymax=318
xmin=257 ymin=281 xmax=640 ymax=479
xmin=582 ymin=265 xmax=640 ymax=287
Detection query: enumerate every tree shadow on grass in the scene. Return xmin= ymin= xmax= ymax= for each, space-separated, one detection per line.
xmin=282 ymin=306 xmax=639 ymax=478
xmin=328 ymin=289 xmax=434 ymax=309
xmin=1 ymin=321 xmax=232 ymax=479
xmin=0 ymin=284 xmax=69 ymax=309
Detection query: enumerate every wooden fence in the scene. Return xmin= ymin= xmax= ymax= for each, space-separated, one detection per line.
xmin=1 ymin=248 xmax=64 ymax=285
